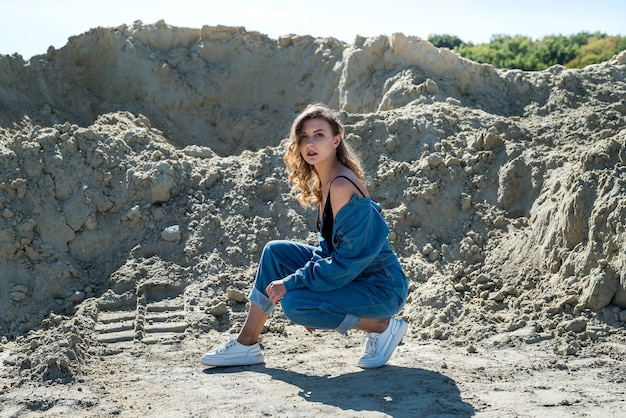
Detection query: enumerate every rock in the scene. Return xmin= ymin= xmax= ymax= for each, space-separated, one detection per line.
xmin=209 ymin=301 xmax=229 ymax=316
xmin=497 ymin=157 xmax=532 ymax=216
xmin=226 ymin=288 xmax=247 ymax=303
xmin=581 ymin=268 xmax=619 ymax=310
xmin=554 ymin=342 xmax=578 ymax=356
xmin=488 ymin=291 xmax=506 ymax=302
xmin=427 ymin=153 xmax=444 ymax=168
xmin=2 ymin=356 xmax=17 ymax=366
xmin=70 ymin=291 xmax=85 ymax=303
xmin=161 ymin=225 xmax=181 ymax=242
xmin=11 ymin=284 xmax=29 ymax=294
xmin=9 ymin=291 xmax=27 ymax=302
xmin=561 ymin=318 xmax=588 ymax=333
xmin=428 ymin=249 xmax=441 ymax=261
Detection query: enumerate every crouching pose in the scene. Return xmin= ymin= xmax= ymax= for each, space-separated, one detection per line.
xmin=201 ymin=103 xmax=409 ymax=368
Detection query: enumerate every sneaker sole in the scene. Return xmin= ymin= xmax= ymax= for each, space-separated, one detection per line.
xmin=358 ymin=319 xmax=408 ymax=369
xmin=200 ymin=354 xmax=264 ymax=367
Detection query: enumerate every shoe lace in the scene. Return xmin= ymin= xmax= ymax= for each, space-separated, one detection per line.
xmin=362 ymin=333 xmax=380 ymax=356
xmin=217 ymin=333 xmax=236 ymax=353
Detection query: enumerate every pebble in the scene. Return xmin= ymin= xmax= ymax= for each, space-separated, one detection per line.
xmin=562 ymin=318 xmax=588 ymax=333
xmin=209 ymin=301 xmax=229 ymax=316
xmin=9 ymin=291 xmax=27 ymax=302
xmin=161 ymin=225 xmax=181 ymax=241
xmin=70 ymin=291 xmax=85 ymax=303
xmin=226 ymin=288 xmax=246 ymax=303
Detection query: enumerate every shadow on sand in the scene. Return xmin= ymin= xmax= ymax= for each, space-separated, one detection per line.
xmin=205 ymin=364 xmax=475 ymax=417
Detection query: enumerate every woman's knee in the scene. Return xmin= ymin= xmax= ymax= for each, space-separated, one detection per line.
xmin=280 ymin=293 xmax=306 ymax=323
xmin=261 ymin=240 xmax=289 ymax=259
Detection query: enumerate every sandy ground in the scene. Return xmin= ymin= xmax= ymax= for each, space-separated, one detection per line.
xmin=2 ymin=324 xmax=626 ymax=417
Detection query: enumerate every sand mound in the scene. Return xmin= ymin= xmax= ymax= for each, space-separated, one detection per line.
xmin=1 ymin=20 xmax=626 ymax=389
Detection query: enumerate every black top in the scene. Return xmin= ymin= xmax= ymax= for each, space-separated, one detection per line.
xmin=317 ymin=175 xmax=366 ymax=251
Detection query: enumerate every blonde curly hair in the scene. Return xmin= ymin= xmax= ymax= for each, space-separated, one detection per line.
xmin=283 ymin=103 xmax=364 ymax=208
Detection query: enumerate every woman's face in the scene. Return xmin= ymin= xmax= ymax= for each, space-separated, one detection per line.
xmin=298 ymin=118 xmax=340 ymax=166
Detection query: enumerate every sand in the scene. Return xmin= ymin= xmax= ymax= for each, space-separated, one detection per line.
xmin=1 ymin=20 xmax=626 ymax=417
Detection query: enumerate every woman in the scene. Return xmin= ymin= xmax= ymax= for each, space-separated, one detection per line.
xmin=201 ymin=103 xmax=408 ymax=369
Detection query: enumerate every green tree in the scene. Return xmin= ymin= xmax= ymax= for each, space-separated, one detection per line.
xmin=427 ymin=34 xmax=464 ymax=49
xmin=567 ymin=35 xmax=623 ymax=67
xmin=533 ymin=35 xmax=579 ymax=70
xmin=456 ymin=34 xmax=539 ymax=70
xmin=437 ymin=31 xmax=626 ymax=70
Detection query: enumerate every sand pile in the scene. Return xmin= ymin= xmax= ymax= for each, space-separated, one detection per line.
xmin=0 ymin=20 xmax=626 ymax=414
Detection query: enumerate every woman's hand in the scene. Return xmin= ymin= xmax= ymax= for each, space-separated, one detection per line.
xmin=266 ymin=280 xmax=286 ymax=305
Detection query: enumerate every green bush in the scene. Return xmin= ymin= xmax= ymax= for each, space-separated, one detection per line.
xmin=427 ymin=32 xmax=626 ymax=70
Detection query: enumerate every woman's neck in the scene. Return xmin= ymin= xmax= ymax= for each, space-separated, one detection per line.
xmin=316 ymin=159 xmax=343 ymax=185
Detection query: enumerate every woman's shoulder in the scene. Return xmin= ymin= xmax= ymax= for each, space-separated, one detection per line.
xmin=330 ymin=172 xmax=368 ymax=196
xmin=329 ymin=173 xmax=369 ymax=216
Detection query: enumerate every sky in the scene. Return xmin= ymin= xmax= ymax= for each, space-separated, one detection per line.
xmin=0 ymin=0 xmax=624 ymax=58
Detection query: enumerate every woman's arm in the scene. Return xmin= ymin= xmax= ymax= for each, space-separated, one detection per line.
xmin=282 ymin=194 xmax=389 ymax=292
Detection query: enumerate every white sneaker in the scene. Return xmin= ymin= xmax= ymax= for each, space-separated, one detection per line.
xmin=358 ymin=318 xmax=408 ymax=369
xmin=200 ymin=337 xmax=264 ymax=367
